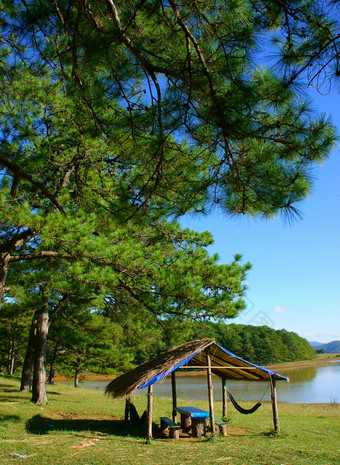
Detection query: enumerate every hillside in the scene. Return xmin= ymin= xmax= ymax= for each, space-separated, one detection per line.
xmin=312 ymin=340 xmax=340 ymax=353
xmin=309 ymin=341 xmax=323 ymax=349
xmin=190 ymin=323 xmax=316 ymax=366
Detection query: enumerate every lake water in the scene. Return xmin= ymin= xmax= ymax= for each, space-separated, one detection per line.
xmin=61 ymin=362 xmax=340 ymax=404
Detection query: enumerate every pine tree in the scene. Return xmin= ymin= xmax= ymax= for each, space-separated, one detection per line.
xmin=5 ymin=218 xmax=250 ymax=404
xmin=0 ymin=1 xmax=336 ymax=225
xmin=0 ymin=0 xmax=337 ymax=403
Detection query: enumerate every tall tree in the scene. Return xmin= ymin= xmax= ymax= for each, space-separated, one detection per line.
xmin=0 ymin=0 xmax=337 ymax=402
xmin=0 ymin=300 xmax=31 ymax=376
xmin=48 ymin=312 xmax=130 ymax=387
xmin=5 ymin=217 xmax=250 ymax=403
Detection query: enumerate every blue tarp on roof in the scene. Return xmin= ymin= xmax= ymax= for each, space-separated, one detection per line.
xmin=215 ymin=343 xmax=289 ymax=380
xmin=137 ymin=351 xmax=202 ymax=389
xmin=137 ymin=341 xmax=288 ymax=389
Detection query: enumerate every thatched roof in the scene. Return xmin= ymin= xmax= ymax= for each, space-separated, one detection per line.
xmin=106 ymin=338 xmax=288 ymax=399
xmin=106 ymin=339 xmax=213 ymax=398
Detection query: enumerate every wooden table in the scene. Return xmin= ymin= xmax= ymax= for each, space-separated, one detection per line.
xmin=175 ymin=406 xmax=210 ymax=438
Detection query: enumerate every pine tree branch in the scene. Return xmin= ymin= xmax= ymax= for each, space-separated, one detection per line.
xmin=0 ymin=152 xmax=66 ymax=214
xmin=0 ymin=229 xmax=36 ymax=254
xmin=8 ymin=251 xmax=75 ymax=262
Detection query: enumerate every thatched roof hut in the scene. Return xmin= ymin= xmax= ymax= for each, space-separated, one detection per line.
xmin=106 ymin=338 xmax=287 ymax=399
xmin=106 ymin=339 xmax=287 ymax=438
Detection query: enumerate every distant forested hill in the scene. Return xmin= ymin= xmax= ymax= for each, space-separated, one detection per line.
xmin=312 ymin=340 xmax=340 ymax=353
xmin=191 ymin=323 xmax=316 ymax=365
xmin=309 ymin=341 xmax=323 ymax=349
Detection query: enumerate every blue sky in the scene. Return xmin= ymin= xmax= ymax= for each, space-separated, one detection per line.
xmin=181 ymin=88 xmax=340 ymax=344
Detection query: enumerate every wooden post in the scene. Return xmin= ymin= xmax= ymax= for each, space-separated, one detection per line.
xmin=206 ymin=348 xmax=215 ymax=435
xmin=124 ymin=395 xmax=130 ymax=424
xmin=171 ymin=371 xmax=177 ymax=424
xmin=222 ymin=378 xmax=227 ymax=419
xmin=270 ymin=375 xmax=280 ymax=432
xmin=147 ymin=384 xmax=153 ymax=440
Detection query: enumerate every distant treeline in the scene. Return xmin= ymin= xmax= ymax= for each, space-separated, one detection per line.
xmin=190 ymin=323 xmax=316 ymax=365
xmin=0 ymin=310 xmax=315 ymax=383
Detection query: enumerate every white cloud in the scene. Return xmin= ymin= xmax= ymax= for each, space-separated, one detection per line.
xmin=273 ymin=306 xmax=287 ymax=314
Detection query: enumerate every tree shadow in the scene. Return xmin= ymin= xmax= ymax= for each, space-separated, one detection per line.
xmin=1 ymin=388 xmax=22 ymax=393
xmin=0 ymin=395 xmax=29 ymax=401
xmin=0 ymin=414 xmax=21 ymax=422
xmin=26 ymin=415 xmax=158 ymax=438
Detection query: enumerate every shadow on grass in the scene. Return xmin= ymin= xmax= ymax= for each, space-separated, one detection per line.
xmin=26 ymin=415 xmax=158 ymax=438
xmin=0 ymin=390 xmax=61 ymax=401
xmin=0 ymin=414 xmax=21 ymax=422
xmin=0 ymin=376 xmax=21 ymax=384
xmin=0 ymin=395 xmax=30 ymax=401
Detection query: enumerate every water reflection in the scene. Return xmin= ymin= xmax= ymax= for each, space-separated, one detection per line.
xmin=60 ymin=363 xmax=340 ymax=404
xmin=279 ymin=366 xmax=316 ymax=383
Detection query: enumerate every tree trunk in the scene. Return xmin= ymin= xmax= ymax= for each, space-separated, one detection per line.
xmin=8 ymin=338 xmax=15 ymax=375
xmin=74 ymin=357 xmax=81 ymax=388
xmin=0 ymin=253 xmax=10 ymax=306
xmin=48 ymin=343 xmax=59 ymax=385
xmin=20 ymin=312 xmax=38 ymax=392
xmin=31 ymin=298 xmax=49 ymax=405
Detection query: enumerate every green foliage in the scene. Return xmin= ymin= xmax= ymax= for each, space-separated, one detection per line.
xmin=1 ymin=218 xmax=251 ymax=381
xmin=255 ymin=0 xmax=340 ymax=90
xmin=0 ymin=1 xmax=338 ymax=392
xmin=1 ymin=1 xmax=337 ymax=316
xmin=189 ymin=323 xmax=316 ymax=365
xmin=0 ymin=0 xmax=337 ymax=225
xmin=0 ymin=301 xmax=31 ymax=374
xmin=48 ymin=312 xmax=132 ymax=380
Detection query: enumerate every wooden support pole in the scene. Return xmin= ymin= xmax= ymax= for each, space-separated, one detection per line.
xmin=206 ymin=348 xmax=215 ymax=435
xmin=171 ymin=371 xmax=177 ymax=424
xmin=124 ymin=395 xmax=130 ymax=424
xmin=222 ymin=379 xmax=227 ymax=419
xmin=270 ymin=376 xmax=280 ymax=432
xmin=147 ymin=384 xmax=153 ymax=440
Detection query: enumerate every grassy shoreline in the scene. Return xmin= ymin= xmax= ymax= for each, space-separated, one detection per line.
xmin=55 ymin=354 xmax=340 ymax=382
xmin=267 ymin=353 xmax=340 ymax=371
xmin=0 ymin=375 xmax=339 ymax=464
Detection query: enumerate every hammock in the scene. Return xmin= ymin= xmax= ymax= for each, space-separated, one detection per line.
xmin=227 ymin=391 xmax=262 ymax=414
xmin=227 ymin=382 xmax=270 ymax=415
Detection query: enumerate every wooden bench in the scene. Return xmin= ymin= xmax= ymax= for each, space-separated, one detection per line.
xmin=215 ymin=418 xmax=227 ymax=436
xmin=160 ymin=417 xmax=180 ymax=439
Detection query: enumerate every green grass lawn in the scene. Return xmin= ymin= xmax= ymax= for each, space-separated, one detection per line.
xmin=0 ymin=375 xmax=339 ymax=464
